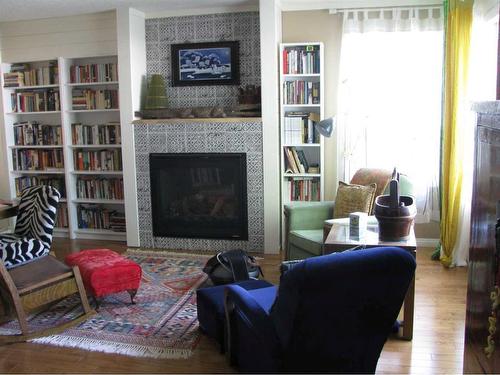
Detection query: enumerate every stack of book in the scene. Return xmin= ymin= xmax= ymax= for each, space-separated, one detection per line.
xmin=15 ymin=176 xmax=66 ymax=197
xmin=284 ymin=146 xmax=315 ymax=174
xmin=72 ymin=122 xmax=121 ymax=145
xmin=70 ymin=63 xmax=118 ymax=83
xmin=12 ymin=149 xmax=64 ymax=171
xmin=14 ymin=122 xmax=62 ymax=145
xmin=283 ymin=45 xmax=320 ymax=74
xmin=55 ymin=203 xmax=69 ymax=228
xmin=3 ymin=72 xmax=24 ymax=87
xmin=22 ymin=61 xmax=59 ymax=86
xmin=10 ymin=89 xmax=60 ymax=112
xmin=283 ymin=80 xmax=320 ymax=105
xmin=77 ymin=204 xmax=112 ymax=229
xmin=283 ymin=112 xmax=318 ymax=144
xmin=110 ymin=211 xmax=126 ymax=232
xmin=286 ymin=178 xmax=321 ymax=201
xmin=76 ymin=177 xmax=124 ymax=200
xmin=73 ymin=149 xmax=122 ymax=171
xmin=72 ymin=89 xmax=119 ymax=110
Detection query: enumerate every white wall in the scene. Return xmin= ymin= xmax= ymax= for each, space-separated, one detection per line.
xmin=117 ymin=8 xmax=146 ymax=247
xmin=260 ymin=0 xmax=282 ymax=254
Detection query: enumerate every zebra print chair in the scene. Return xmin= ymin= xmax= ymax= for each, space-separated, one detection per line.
xmin=0 ymin=185 xmax=94 ymax=343
xmin=0 ymin=185 xmax=60 ymax=268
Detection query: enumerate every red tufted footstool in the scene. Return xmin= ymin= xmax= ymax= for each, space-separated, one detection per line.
xmin=65 ymin=249 xmax=142 ymax=308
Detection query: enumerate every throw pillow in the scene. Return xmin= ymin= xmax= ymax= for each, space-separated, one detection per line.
xmin=333 ymin=181 xmax=377 ymax=219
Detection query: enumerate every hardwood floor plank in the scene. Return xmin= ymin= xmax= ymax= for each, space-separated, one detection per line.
xmin=0 ymin=240 xmax=467 ymax=373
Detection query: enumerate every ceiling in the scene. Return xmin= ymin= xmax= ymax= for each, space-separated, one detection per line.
xmin=0 ymin=0 xmax=258 ymax=22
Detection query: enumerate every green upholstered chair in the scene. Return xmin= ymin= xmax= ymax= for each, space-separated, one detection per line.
xmin=283 ymin=168 xmax=415 ymax=260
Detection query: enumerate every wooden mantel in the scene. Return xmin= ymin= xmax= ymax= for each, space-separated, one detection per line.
xmin=132 ymin=117 xmax=262 ymax=125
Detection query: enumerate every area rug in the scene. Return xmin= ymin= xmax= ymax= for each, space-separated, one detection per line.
xmin=0 ymin=249 xmax=209 ymax=359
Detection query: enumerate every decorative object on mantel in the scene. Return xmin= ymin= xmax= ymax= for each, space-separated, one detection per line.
xmin=135 ymin=106 xmax=227 ymax=119
xmin=226 ymin=85 xmax=262 ymax=117
xmin=0 ymin=250 xmax=210 ymax=359
xmin=145 ymin=74 xmax=168 ymax=110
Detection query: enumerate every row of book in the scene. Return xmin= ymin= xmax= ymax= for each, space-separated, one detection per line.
xmin=15 ymin=176 xmax=66 ymax=197
xmin=12 ymin=149 xmax=64 ymax=171
xmin=77 ymin=204 xmax=125 ymax=231
xmin=3 ymin=61 xmax=58 ymax=87
xmin=76 ymin=177 xmax=124 ymax=200
xmin=72 ymin=122 xmax=121 ymax=145
xmin=14 ymin=122 xmax=62 ymax=146
xmin=70 ymin=63 xmax=118 ymax=83
xmin=72 ymin=89 xmax=119 ymax=110
xmin=284 ymin=146 xmax=318 ymax=174
xmin=73 ymin=150 xmax=122 ymax=171
xmin=283 ymin=81 xmax=320 ymax=105
xmin=283 ymin=112 xmax=319 ymax=144
xmin=286 ymin=178 xmax=321 ymax=201
xmin=10 ymin=89 xmax=60 ymax=112
xmin=283 ymin=46 xmax=320 ymax=75
xmin=56 ymin=203 xmax=69 ymax=228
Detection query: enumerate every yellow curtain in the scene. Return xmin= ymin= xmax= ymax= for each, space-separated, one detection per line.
xmin=440 ymin=0 xmax=473 ymax=267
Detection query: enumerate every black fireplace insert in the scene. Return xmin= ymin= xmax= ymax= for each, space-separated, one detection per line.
xmin=149 ymin=153 xmax=248 ymax=240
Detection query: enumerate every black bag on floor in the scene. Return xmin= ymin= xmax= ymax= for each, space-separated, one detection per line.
xmin=203 ymin=249 xmax=263 ymax=285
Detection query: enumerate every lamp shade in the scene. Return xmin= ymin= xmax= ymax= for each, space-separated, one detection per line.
xmin=315 ymin=117 xmax=336 ymax=138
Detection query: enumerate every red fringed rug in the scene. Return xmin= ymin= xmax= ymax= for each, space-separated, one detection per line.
xmin=0 ymin=250 xmax=209 ymax=359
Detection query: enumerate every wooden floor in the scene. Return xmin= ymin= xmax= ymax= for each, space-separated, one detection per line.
xmin=0 ymin=239 xmax=467 ymax=373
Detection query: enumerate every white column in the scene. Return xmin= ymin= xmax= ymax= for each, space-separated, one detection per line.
xmin=116 ymin=8 xmax=146 ymax=247
xmin=260 ymin=0 xmax=282 ymax=254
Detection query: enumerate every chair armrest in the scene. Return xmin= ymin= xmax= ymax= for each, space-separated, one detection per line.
xmin=224 ymin=285 xmax=280 ymax=361
xmin=283 ymin=201 xmax=334 ymax=231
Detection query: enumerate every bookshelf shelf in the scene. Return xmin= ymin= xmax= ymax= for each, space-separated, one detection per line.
xmin=11 ymin=170 xmax=65 ymax=175
xmin=6 ymin=111 xmax=61 ymax=115
xmin=1 ymin=55 xmax=125 ymax=242
xmin=73 ymin=198 xmax=124 ymax=204
xmin=282 ymin=143 xmax=320 ymax=148
xmin=282 ymin=104 xmax=321 ymax=108
xmin=283 ymin=173 xmax=321 ymax=178
xmin=71 ymin=170 xmax=123 ymax=175
xmin=10 ymin=145 xmax=63 ymax=149
xmin=280 ymin=42 xmax=324 ymax=223
xmin=70 ymin=144 xmax=121 ymax=149
xmin=68 ymin=109 xmax=120 ymax=113
xmin=67 ymin=81 xmax=119 ymax=87
xmin=3 ymin=84 xmax=60 ymax=90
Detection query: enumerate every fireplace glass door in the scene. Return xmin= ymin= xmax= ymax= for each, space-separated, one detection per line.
xmin=149 ymin=153 xmax=248 ymax=240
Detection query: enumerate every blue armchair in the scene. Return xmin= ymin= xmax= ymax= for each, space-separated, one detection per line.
xmin=224 ymin=247 xmax=416 ymax=373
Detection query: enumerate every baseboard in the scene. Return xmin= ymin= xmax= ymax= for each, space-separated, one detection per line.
xmin=416 ymin=238 xmax=439 ymax=248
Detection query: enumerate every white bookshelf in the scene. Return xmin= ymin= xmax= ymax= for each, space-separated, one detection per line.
xmin=279 ymin=42 xmax=325 ymax=212
xmin=0 ymin=56 xmax=126 ymax=241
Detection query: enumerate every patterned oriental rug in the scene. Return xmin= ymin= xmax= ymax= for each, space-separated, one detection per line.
xmin=0 ymin=250 xmax=209 ymax=359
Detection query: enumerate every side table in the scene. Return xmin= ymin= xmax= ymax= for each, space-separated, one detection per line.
xmin=323 ymin=218 xmax=417 ymax=341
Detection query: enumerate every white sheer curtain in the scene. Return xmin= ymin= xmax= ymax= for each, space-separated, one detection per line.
xmin=452 ymin=0 xmax=499 ymax=266
xmin=337 ymin=7 xmax=444 ymax=224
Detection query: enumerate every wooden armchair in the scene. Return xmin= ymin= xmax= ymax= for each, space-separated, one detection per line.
xmin=0 ymin=186 xmax=94 ymax=343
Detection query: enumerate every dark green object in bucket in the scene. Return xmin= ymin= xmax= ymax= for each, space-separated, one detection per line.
xmin=145 ymin=74 xmax=168 ymax=110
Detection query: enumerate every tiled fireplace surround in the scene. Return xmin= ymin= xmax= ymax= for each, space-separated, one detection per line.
xmin=133 ymin=119 xmax=265 ymax=252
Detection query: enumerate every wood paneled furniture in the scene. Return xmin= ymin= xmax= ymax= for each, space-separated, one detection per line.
xmin=464 ymin=101 xmax=500 ymax=373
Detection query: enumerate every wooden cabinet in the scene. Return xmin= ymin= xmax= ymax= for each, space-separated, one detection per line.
xmin=464 ymin=101 xmax=500 ymax=373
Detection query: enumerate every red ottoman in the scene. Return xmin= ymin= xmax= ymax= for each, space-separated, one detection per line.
xmin=65 ymin=249 xmax=142 ymax=308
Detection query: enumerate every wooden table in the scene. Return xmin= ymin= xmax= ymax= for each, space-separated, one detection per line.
xmin=0 ymin=203 xmax=18 ymax=220
xmin=323 ymin=218 xmax=417 ymax=341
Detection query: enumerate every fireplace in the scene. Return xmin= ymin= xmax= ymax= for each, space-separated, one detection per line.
xmin=149 ymin=153 xmax=248 ymax=240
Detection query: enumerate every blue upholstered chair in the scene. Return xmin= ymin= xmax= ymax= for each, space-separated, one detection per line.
xmin=223 ymin=247 xmax=416 ymax=373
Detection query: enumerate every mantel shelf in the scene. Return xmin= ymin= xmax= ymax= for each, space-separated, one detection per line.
xmin=132 ymin=117 xmax=262 ymax=125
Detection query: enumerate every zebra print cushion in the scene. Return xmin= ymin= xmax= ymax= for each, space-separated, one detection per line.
xmin=0 ymin=185 xmax=60 ymax=269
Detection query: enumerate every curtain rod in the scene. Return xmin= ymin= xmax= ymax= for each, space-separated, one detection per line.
xmin=329 ymin=4 xmax=443 ymax=14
